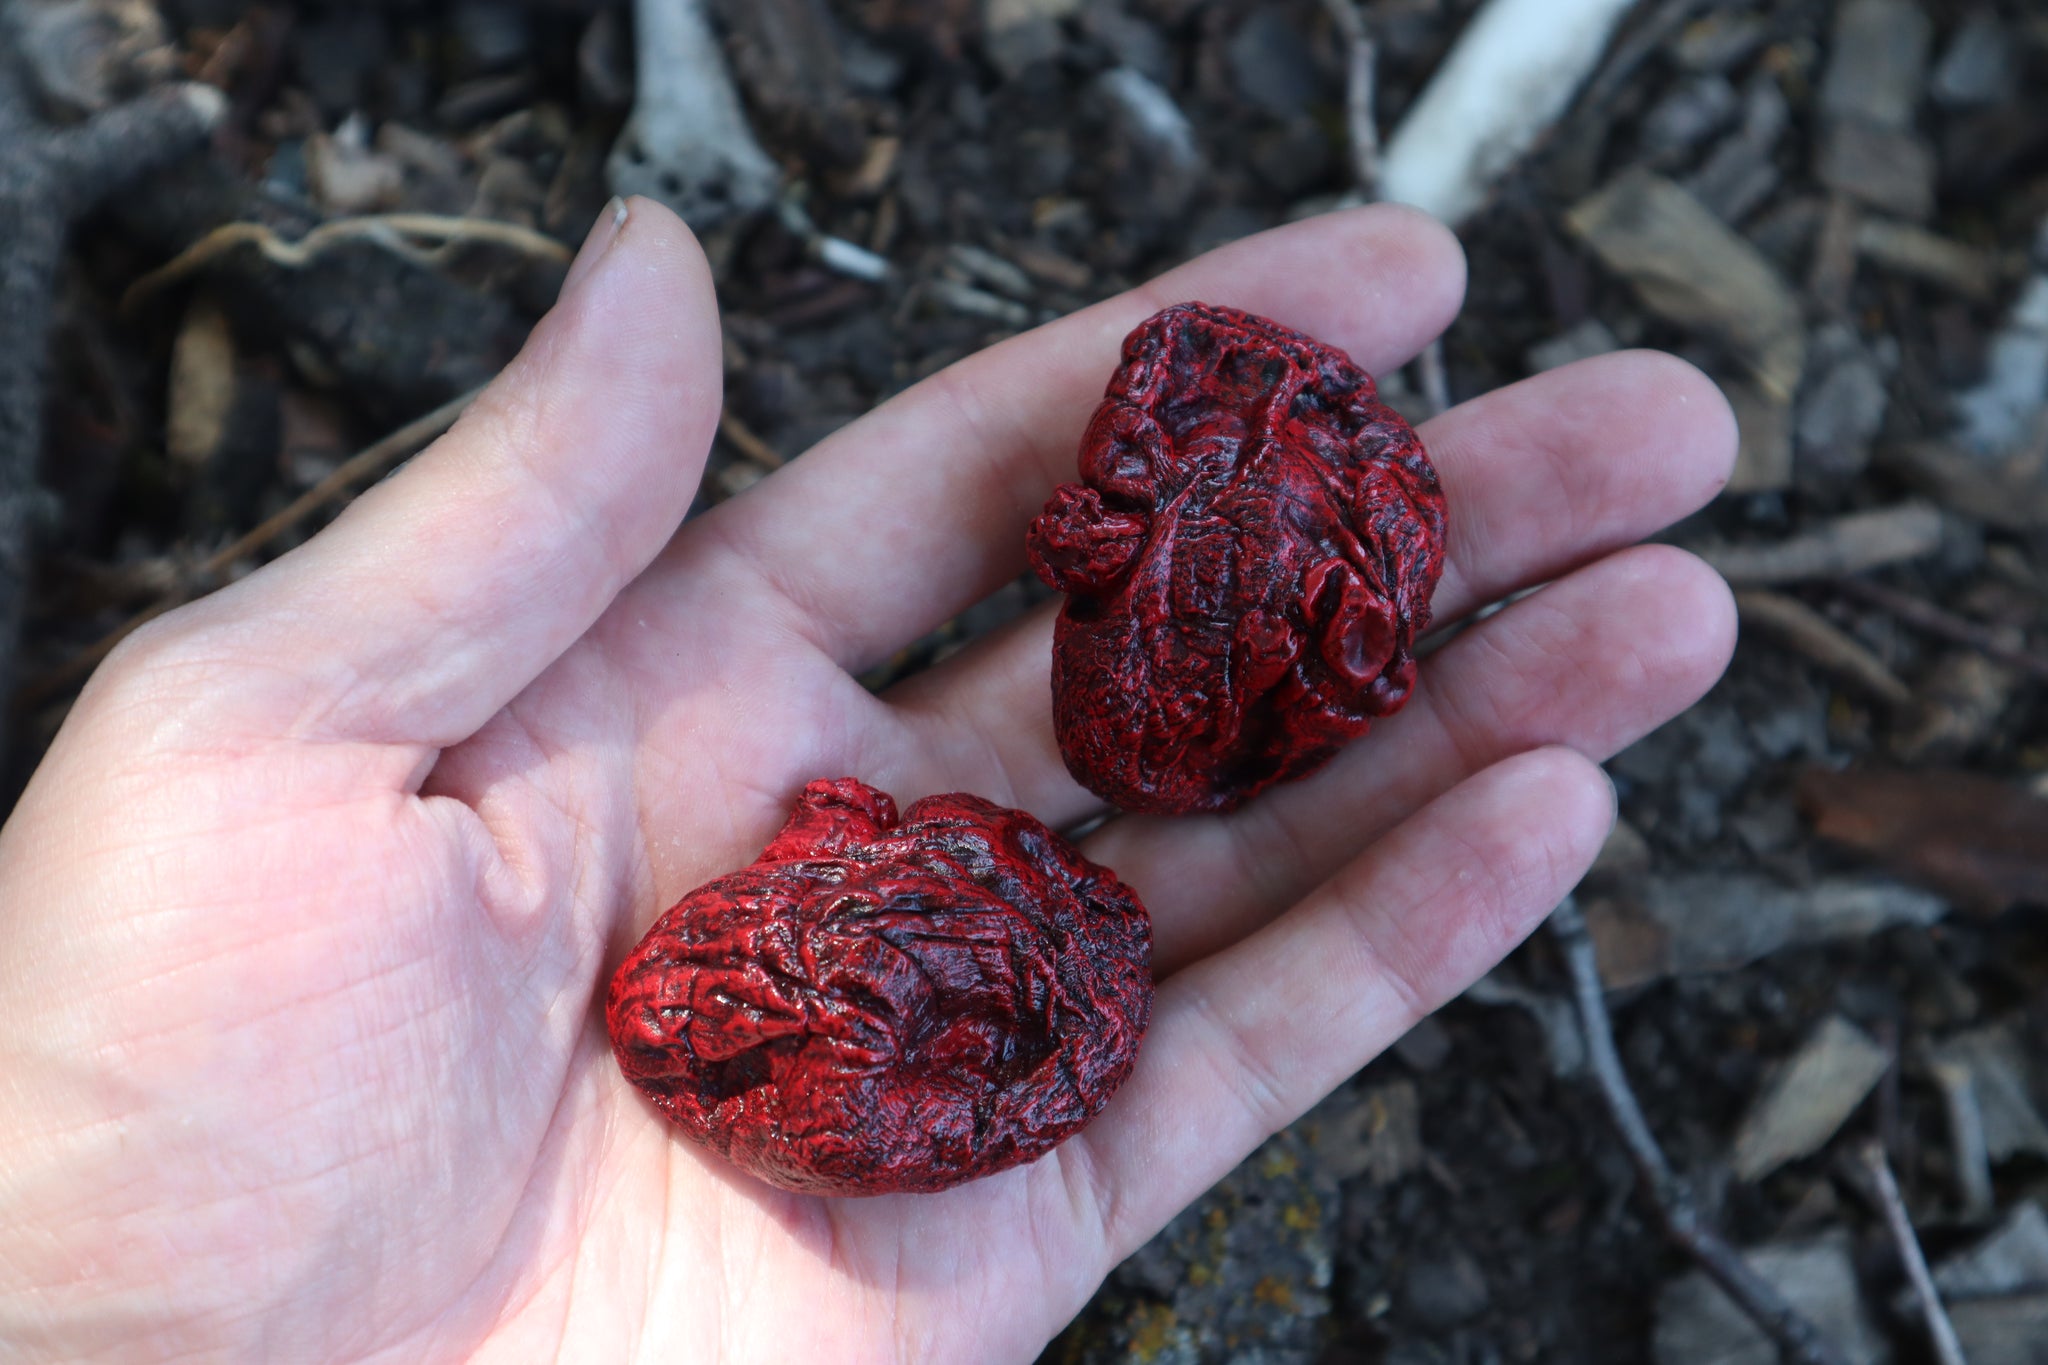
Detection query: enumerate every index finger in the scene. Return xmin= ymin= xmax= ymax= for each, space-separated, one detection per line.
xmin=692 ymin=205 xmax=1466 ymax=673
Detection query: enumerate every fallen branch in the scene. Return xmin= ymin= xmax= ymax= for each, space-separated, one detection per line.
xmin=1550 ymin=898 xmax=1851 ymax=1365
xmin=1851 ymin=1140 xmax=1968 ymax=1365
xmin=15 ymin=386 xmax=481 ymax=714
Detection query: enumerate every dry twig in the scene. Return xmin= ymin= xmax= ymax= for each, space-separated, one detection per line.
xmin=1697 ymin=502 xmax=1944 ymax=586
xmin=15 ymin=386 xmax=482 ymax=713
xmin=1550 ymin=898 xmax=1851 ymax=1365
xmin=1415 ymin=339 xmax=1451 ymax=418
xmin=122 ymin=214 xmax=573 ymax=313
xmin=717 ymin=410 xmax=785 ymax=469
xmin=1851 ymin=1140 xmax=1968 ymax=1365
xmin=1735 ymin=589 xmax=1912 ymax=707
xmin=1828 ymin=574 xmax=2048 ymax=685
xmin=1315 ymin=0 xmax=1453 ymax=419
xmin=1319 ymin=0 xmax=1381 ymax=197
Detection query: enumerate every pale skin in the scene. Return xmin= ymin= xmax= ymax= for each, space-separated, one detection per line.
xmin=0 ymin=198 xmax=1737 ymax=1363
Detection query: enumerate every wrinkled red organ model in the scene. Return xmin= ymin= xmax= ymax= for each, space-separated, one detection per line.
xmin=606 ymin=778 xmax=1152 ymax=1195
xmin=1028 ymin=302 xmax=1448 ymax=814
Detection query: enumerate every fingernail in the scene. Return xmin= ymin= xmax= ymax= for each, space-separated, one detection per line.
xmin=561 ymin=197 xmax=629 ymax=298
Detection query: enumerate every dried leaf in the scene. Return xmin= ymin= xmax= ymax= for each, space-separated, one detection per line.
xmin=1798 ymin=767 xmax=2048 ymax=912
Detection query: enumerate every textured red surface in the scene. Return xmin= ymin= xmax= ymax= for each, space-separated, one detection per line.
xmin=606 ymin=778 xmax=1153 ymax=1196
xmin=1028 ymin=302 xmax=1448 ymax=814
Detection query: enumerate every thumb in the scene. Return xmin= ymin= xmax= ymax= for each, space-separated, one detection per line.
xmin=123 ymin=196 xmax=723 ymax=752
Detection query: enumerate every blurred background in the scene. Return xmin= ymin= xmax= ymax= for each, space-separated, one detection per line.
xmin=2 ymin=0 xmax=2046 ymax=1360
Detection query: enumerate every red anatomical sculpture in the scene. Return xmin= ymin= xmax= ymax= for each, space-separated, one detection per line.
xmin=1029 ymin=302 xmax=1448 ymax=814
xmin=607 ymin=778 xmax=1152 ymax=1195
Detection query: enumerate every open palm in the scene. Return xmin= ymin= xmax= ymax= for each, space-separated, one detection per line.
xmin=0 ymin=199 xmax=1735 ymax=1363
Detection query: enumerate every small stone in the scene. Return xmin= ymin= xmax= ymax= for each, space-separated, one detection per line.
xmin=1392 ymin=1014 xmax=1453 ymax=1071
xmin=1732 ymin=1015 xmax=1890 ymax=1181
xmin=1954 ymin=276 xmax=2048 ymax=459
xmin=1226 ymin=9 xmax=1318 ymax=120
xmin=1820 ymin=0 xmax=1933 ymax=132
xmin=1931 ymin=11 xmax=2017 ymax=109
xmin=1089 ymin=66 xmax=1202 ymax=227
xmin=1796 ymin=324 xmax=1890 ymax=483
xmin=1640 ymin=74 xmax=1740 ymax=160
xmin=1403 ymin=1250 xmax=1490 ymax=1329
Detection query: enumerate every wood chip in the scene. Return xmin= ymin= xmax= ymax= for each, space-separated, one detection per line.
xmin=1655 ymin=1232 xmax=1889 ymax=1365
xmin=1567 ymin=168 xmax=1805 ymax=401
xmin=1695 ymin=502 xmax=1944 ymax=585
xmin=1722 ymin=380 xmax=1794 ymax=492
xmin=1927 ymin=1025 xmax=2048 ymax=1162
xmin=1818 ymin=0 xmax=1932 ymax=132
xmin=1817 ymin=118 xmax=1936 ymax=221
xmin=1732 ymin=1015 xmax=1890 ymax=1181
xmin=1934 ymin=1202 xmax=2048 ymax=1300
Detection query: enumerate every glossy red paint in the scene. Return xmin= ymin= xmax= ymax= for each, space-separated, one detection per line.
xmin=1028 ymin=302 xmax=1448 ymax=814
xmin=606 ymin=778 xmax=1152 ymax=1195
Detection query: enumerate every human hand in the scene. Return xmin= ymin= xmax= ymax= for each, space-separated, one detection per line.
xmin=0 ymin=198 xmax=1735 ymax=1363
